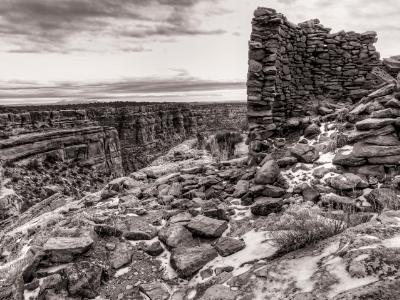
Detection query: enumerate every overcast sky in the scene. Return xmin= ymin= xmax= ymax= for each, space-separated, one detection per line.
xmin=0 ymin=0 xmax=399 ymax=105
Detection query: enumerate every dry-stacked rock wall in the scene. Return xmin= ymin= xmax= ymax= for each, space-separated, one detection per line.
xmin=248 ymin=7 xmax=381 ymax=144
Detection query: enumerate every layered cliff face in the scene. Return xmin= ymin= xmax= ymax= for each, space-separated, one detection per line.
xmin=0 ymin=110 xmax=123 ymax=220
xmin=86 ymin=102 xmax=247 ymax=172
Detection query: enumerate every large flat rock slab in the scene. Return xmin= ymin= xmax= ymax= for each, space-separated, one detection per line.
xmin=170 ymin=245 xmax=218 ymax=278
xmin=43 ymin=236 xmax=94 ymax=263
xmin=355 ymin=118 xmax=396 ymax=131
xmin=353 ymin=143 xmax=400 ymax=158
xmin=186 ymin=215 xmax=228 ymax=238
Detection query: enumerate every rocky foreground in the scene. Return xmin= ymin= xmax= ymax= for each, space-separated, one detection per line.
xmin=2 ymin=81 xmax=400 ymax=300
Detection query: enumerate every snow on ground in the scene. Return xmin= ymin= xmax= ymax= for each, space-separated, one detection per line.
xmin=114 ymin=266 xmax=130 ymax=278
xmin=190 ymin=230 xmax=277 ymax=285
xmin=24 ymin=286 xmax=40 ymax=300
xmin=325 ymin=256 xmax=378 ymax=297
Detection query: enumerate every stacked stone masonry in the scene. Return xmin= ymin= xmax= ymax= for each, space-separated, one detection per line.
xmin=247 ymin=7 xmax=381 ymax=143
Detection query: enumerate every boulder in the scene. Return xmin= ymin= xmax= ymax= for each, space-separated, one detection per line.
xmin=140 ymin=282 xmax=170 ymax=300
xmin=277 ymin=156 xmax=297 ymax=167
xmin=304 ymin=123 xmax=321 ymax=139
xmin=144 ymin=241 xmax=164 ymax=257
xmin=262 ymin=185 xmax=286 ymax=197
xmin=213 ymin=237 xmax=245 ymax=257
xmin=186 ymin=215 xmax=228 ymax=238
xmin=232 ymin=180 xmax=250 ymax=198
xmin=365 ymin=188 xmax=400 ymax=211
xmin=302 ymin=185 xmax=320 ymax=202
xmin=200 ymin=284 xmax=239 ymax=300
xmin=355 ymin=118 xmax=396 ymax=131
xmin=333 ymin=150 xmax=366 ymax=167
xmin=254 ymin=160 xmax=280 ymax=184
xmin=368 ymin=155 xmax=400 ymax=164
xmin=43 ymin=236 xmax=94 ymax=263
xmin=158 ymin=224 xmax=194 ymax=248
xmin=110 ymin=242 xmax=132 ymax=269
xmin=371 ymin=108 xmax=400 ymax=119
xmin=353 ymin=143 xmax=400 ymax=158
xmin=170 ymin=245 xmax=218 ymax=278
xmin=251 ymin=197 xmax=283 ymax=216
xmin=64 ymin=261 xmax=103 ymax=298
xmin=347 ymin=125 xmax=396 ymax=143
xmin=117 ymin=217 xmax=158 ymax=240
xmin=383 ymin=56 xmax=400 ymax=73
xmin=290 ymin=144 xmax=319 ymax=163
xmin=364 ymin=134 xmax=400 ymax=146
xmin=327 ymin=173 xmax=368 ymax=191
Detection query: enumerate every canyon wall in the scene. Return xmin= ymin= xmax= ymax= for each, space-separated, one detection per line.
xmin=0 ymin=110 xmax=123 ymax=177
xmin=86 ymin=102 xmax=247 ymax=172
xmin=0 ymin=102 xmax=247 ymax=174
xmin=247 ymin=7 xmax=381 ymax=145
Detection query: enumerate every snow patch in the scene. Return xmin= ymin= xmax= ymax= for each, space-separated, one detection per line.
xmin=114 ymin=266 xmax=130 ymax=277
xmin=381 ymin=235 xmax=400 ymax=248
xmin=191 ymin=230 xmax=277 ymax=284
xmin=325 ymin=256 xmax=378 ymax=297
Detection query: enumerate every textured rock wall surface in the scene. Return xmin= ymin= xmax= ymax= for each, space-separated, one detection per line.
xmin=248 ymin=7 xmax=381 ymax=143
xmin=86 ymin=103 xmax=247 ymax=172
xmin=0 ymin=110 xmax=123 ymax=176
xmin=0 ymin=109 xmax=94 ymax=137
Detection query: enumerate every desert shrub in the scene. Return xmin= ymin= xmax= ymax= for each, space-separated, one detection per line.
xmin=215 ymin=131 xmax=243 ymax=146
xmin=26 ymin=159 xmax=41 ymax=171
xmin=268 ymin=204 xmax=347 ymax=255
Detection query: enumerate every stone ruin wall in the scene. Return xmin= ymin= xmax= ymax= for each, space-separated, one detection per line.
xmin=247 ymin=7 xmax=381 ymax=147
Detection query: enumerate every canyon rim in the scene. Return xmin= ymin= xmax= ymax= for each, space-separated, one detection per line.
xmin=1 ymin=1 xmax=400 ymax=300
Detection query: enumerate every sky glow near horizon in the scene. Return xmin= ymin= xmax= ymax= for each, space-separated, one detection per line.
xmin=0 ymin=0 xmax=399 ymax=104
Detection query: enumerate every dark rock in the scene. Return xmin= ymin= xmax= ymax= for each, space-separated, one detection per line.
xmin=170 ymin=245 xmax=218 ymax=278
xmin=213 ymin=237 xmax=246 ymax=257
xmin=186 ymin=215 xmax=228 ymax=238
xmin=64 ymin=261 xmax=103 ymax=298
xmin=199 ymin=284 xmax=239 ymax=300
xmin=277 ymin=157 xmax=298 ymax=167
xmin=302 ymin=185 xmax=320 ymax=202
xmin=251 ymin=197 xmax=283 ymax=216
xmin=333 ymin=150 xmax=366 ymax=167
xmin=347 ymin=125 xmax=395 ymax=143
xmin=140 ymin=282 xmax=170 ymax=300
xmin=364 ymin=134 xmax=400 ymax=146
xmin=353 ymin=143 xmax=400 ymax=158
xmin=290 ymin=144 xmax=319 ymax=163
xmin=327 ymin=173 xmax=368 ymax=191
xmin=262 ymin=185 xmax=286 ymax=197
xmin=158 ymin=224 xmax=194 ymax=248
xmin=254 ymin=160 xmax=280 ymax=184
xmin=110 ymin=242 xmax=132 ymax=269
xmin=145 ymin=241 xmax=164 ymax=256
xmin=355 ymin=118 xmax=396 ymax=131
xmin=304 ymin=123 xmax=321 ymax=139
xmin=43 ymin=236 xmax=94 ymax=263
xmin=117 ymin=217 xmax=158 ymax=240
xmin=232 ymin=180 xmax=250 ymax=198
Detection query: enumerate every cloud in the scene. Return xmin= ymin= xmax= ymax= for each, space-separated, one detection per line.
xmin=0 ymin=76 xmax=245 ymax=104
xmin=0 ymin=0 xmax=228 ymax=53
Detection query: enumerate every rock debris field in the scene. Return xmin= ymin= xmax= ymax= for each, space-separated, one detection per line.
xmin=2 ymin=6 xmax=400 ymax=300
